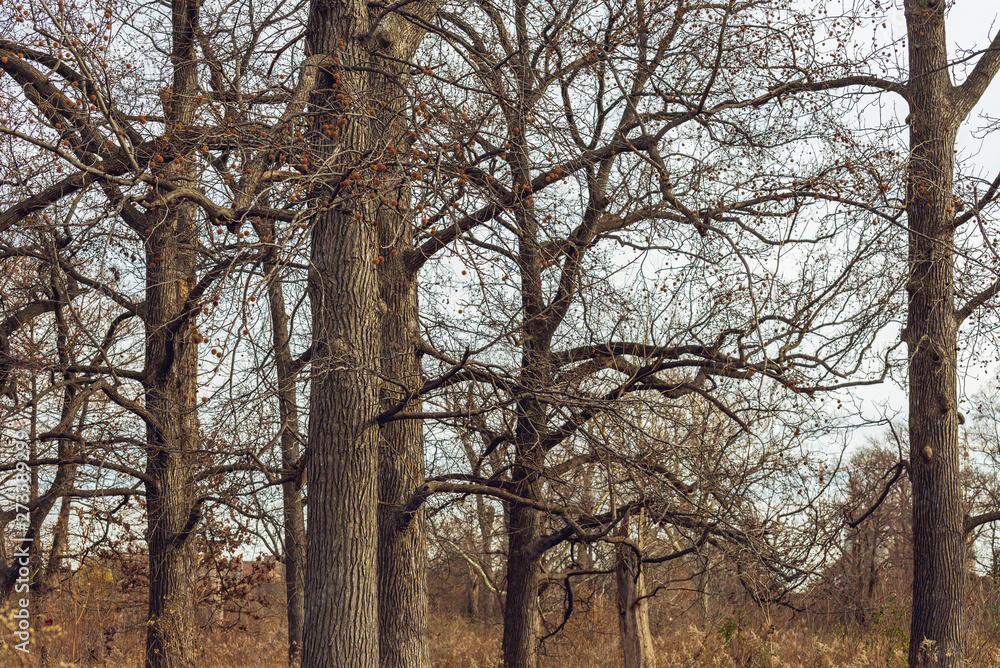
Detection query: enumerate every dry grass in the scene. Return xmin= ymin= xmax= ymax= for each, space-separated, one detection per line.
xmin=429 ymin=600 xmax=1000 ymax=668
xmin=3 ymin=590 xmax=1000 ymax=666
xmin=0 ymin=591 xmax=289 ymax=668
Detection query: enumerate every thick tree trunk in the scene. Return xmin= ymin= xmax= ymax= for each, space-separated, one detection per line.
xmin=144 ymin=2 xmax=201 ymax=663
xmin=142 ymin=184 xmax=200 ymax=668
xmin=302 ymin=1 xmax=434 ymax=665
xmin=143 ymin=217 xmax=200 ymax=668
xmin=905 ymin=3 xmax=963 ymax=665
xmin=144 ymin=457 xmax=197 ymax=668
xmin=616 ymin=516 xmax=655 ymax=668
xmin=301 ymin=4 xmax=381 ymax=665
xmin=300 ymin=186 xmax=381 ymax=668
xmin=503 ymin=500 xmax=542 ymax=668
xmin=368 ymin=10 xmax=436 ymax=665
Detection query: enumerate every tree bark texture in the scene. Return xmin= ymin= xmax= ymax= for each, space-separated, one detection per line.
xmin=501 ymin=233 xmax=548 ymax=668
xmin=616 ymin=515 xmax=656 ymax=668
xmin=300 ymin=187 xmax=381 ymax=668
xmin=144 ymin=1 xmax=202 ymax=664
xmin=368 ymin=8 xmax=436 ymax=667
xmin=378 ymin=199 xmax=430 ymax=668
xmin=142 ymin=213 xmax=200 ymax=668
xmin=142 ymin=173 xmax=200 ymax=668
xmin=503 ymin=496 xmax=542 ymax=668
xmin=301 ymin=1 xmax=435 ymax=665
xmin=905 ymin=2 xmax=963 ymax=665
xmin=301 ymin=3 xmax=381 ymax=665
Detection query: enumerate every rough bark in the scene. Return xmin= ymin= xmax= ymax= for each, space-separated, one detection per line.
xmin=142 ymin=193 xmax=200 ymax=668
xmin=501 ymin=216 xmax=549 ymax=668
xmin=503 ymin=495 xmax=542 ymax=668
xmin=898 ymin=0 xmax=1000 ymax=661
xmin=262 ymin=242 xmax=306 ymax=666
xmin=616 ymin=515 xmax=656 ymax=668
xmin=301 ymin=0 xmax=435 ymax=665
xmin=904 ymin=1 xmax=966 ymax=665
xmin=368 ymin=8 xmax=436 ymax=665
xmin=301 ymin=3 xmax=381 ymax=665
xmin=143 ymin=1 xmax=202 ymax=664
xmin=299 ymin=185 xmax=381 ymax=668
xmin=377 ymin=202 xmax=430 ymax=668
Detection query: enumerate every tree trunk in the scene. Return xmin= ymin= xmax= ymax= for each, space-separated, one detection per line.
xmin=368 ymin=9 xmax=436 ymax=666
xmin=302 ymin=1 xmax=434 ymax=665
xmin=464 ymin=565 xmax=481 ymax=621
xmin=475 ymin=494 xmax=498 ymax=622
xmin=903 ymin=1 xmax=977 ymax=664
xmin=377 ymin=204 xmax=429 ymax=667
xmin=142 ymin=181 xmax=200 ymax=668
xmin=299 ymin=180 xmax=381 ymax=668
xmin=262 ymin=246 xmax=306 ymax=666
xmin=616 ymin=515 xmax=655 ymax=668
xmin=144 ymin=460 xmax=197 ymax=668
xmin=142 ymin=217 xmax=200 ymax=668
xmin=503 ymin=499 xmax=541 ymax=668
xmin=301 ymin=4 xmax=381 ymax=665
xmin=144 ymin=2 xmax=201 ymax=662
xmin=281 ymin=445 xmax=306 ymax=667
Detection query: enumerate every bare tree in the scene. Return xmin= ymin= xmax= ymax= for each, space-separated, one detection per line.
xmin=615 ymin=510 xmax=656 ymax=668
xmin=0 ymin=1 xmax=308 ymax=664
xmin=771 ymin=3 xmax=1000 ymax=663
xmin=387 ymin=0 xmax=900 ymax=665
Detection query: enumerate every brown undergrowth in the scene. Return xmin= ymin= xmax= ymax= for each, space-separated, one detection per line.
xmin=4 ymin=583 xmax=1000 ymax=666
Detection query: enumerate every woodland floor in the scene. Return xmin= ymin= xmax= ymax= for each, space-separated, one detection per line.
xmin=5 ymin=596 xmax=1000 ymax=668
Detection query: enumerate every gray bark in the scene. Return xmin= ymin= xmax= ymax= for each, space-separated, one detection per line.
xmin=143 ymin=3 xmax=204 ymax=664
xmin=301 ymin=5 xmax=381 ymax=665
xmin=901 ymin=0 xmax=1000 ymax=663
xmin=616 ymin=514 xmax=656 ymax=668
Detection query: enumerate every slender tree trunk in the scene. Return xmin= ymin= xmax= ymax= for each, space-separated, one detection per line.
xmin=35 ymin=277 xmax=81 ymax=597
xmin=616 ymin=514 xmax=655 ymax=668
xmin=44 ymin=488 xmax=72 ymax=588
xmin=501 ymin=70 xmax=554 ymax=664
xmin=262 ymin=248 xmax=306 ymax=666
xmin=281 ymin=451 xmax=306 ymax=666
xmin=476 ymin=494 xmax=498 ymax=622
xmin=0 ymin=325 xmax=78 ymax=611
xmin=464 ymin=565 xmax=481 ymax=621
xmin=460 ymin=424 xmax=500 ymax=623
